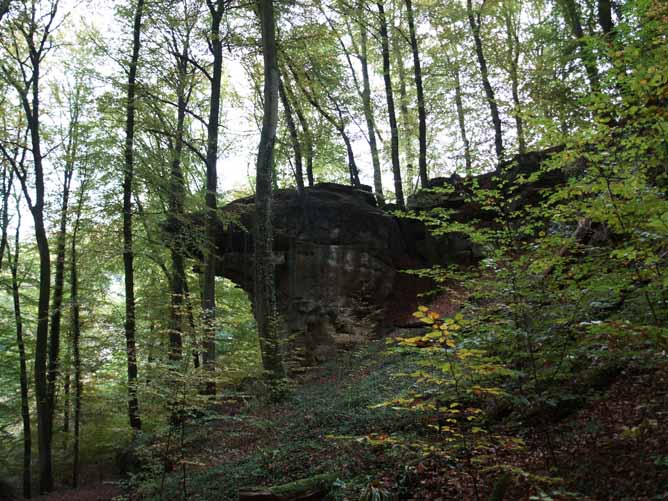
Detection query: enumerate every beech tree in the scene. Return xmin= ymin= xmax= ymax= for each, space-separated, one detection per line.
xmin=255 ymin=0 xmax=285 ymax=393
xmin=0 ymin=0 xmax=59 ymax=492
xmin=404 ymin=0 xmax=428 ymax=187
xmin=377 ymin=0 xmax=404 ymax=208
xmin=122 ymin=0 xmax=145 ymax=432
xmin=466 ymin=0 xmax=504 ymax=162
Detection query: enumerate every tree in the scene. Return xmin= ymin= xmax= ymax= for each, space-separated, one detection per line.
xmin=466 ymin=0 xmax=504 ymax=162
xmin=6 ymin=184 xmax=31 ymax=499
xmin=46 ymin=80 xmax=80 ymax=438
xmin=282 ymin=75 xmax=314 ymax=187
xmin=0 ymin=0 xmax=59 ymax=491
xmin=201 ymin=0 xmax=230 ymax=396
xmin=377 ymin=0 xmax=405 ymax=208
xmin=69 ymin=172 xmax=88 ymax=488
xmin=355 ymin=2 xmax=384 ymax=205
xmin=255 ymin=0 xmax=285 ymax=394
xmin=278 ymin=74 xmax=304 ymax=192
xmin=122 ymin=0 xmax=145 ymax=432
xmin=556 ymin=0 xmax=600 ymax=92
xmin=285 ymin=57 xmax=361 ymax=188
xmin=501 ymin=0 xmax=526 ymax=154
xmin=404 ymin=0 xmax=428 ymax=187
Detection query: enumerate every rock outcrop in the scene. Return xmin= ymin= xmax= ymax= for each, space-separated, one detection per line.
xmin=209 ymin=183 xmax=409 ymax=365
xmin=195 ymin=148 xmax=565 ymax=366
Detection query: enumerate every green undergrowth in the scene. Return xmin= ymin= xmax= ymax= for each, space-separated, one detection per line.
xmin=159 ymin=341 xmax=428 ymax=500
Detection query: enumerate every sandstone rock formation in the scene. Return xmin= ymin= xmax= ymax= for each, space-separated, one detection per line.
xmin=209 ymin=183 xmax=408 ymax=366
xmin=191 ymin=149 xmax=564 ymax=366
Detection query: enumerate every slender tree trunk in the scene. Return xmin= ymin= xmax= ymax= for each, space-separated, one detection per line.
xmin=284 ymin=81 xmax=314 ymax=187
xmin=122 ymin=0 xmax=144 ymax=431
xmin=70 ymin=189 xmax=84 ymax=489
xmin=255 ymin=0 xmax=285 ymax=393
xmin=28 ymin=56 xmax=54 ymax=500
xmin=357 ymin=8 xmax=384 ymax=206
xmin=8 ymin=210 xmax=31 ymax=499
xmin=393 ymin=25 xmax=414 ymax=188
xmin=341 ymin=124 xmax=361 ymax=187
xmin=202 ymin=0 xmax=226 ymax=395
xmin=278 ymin=75 xmax=304 ymax=192
xmin=286 ymin=60 xmax=359 ymax=187
xmin=183 ymin=278 xmax=200 ymax=369
xmin=405 ymin=0 xmax=428 ymax=187
xmin=47 ymin=161 xmax=74 ymax=434
xmin=168 ymin=48 xmax=188 ymax=363
xmin=0 ymin=164 xmax=11 ymax=270
xmin=466 ymin=0 xmax=504 ymax=162
xmin=377 ymin=1 xmax=405 ymax=209
xmin=1 ymin=5 xmax=59 ymax=488
xmin=503 ymin=8 xmax=526 ymax=154
xmin=451 ymin=60 xmax=472 ymax=175
xmin=63 ymin=348 xmax=70 ymax=434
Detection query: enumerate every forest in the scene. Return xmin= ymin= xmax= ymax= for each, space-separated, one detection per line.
xmin=0 ymin=0 xmax=667 ymax=499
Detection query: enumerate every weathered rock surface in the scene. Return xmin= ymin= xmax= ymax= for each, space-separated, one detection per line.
xmin=209 ymin=183 xmax=409 ymax=366
xmin=196 ymin=148 xmax=565 ymax=366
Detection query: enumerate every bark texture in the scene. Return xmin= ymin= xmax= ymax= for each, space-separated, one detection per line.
xmin=255 ymin=0 xmax=286 ymax=391
xmin=122 ymin=0 xmax=144 ymax=431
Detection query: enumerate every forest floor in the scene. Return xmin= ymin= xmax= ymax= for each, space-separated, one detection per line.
xmin=164 ymin=337 xmax=668 ymax=500
xmin=32 ymin=484 xmax=121 ymax=501
xmin=22 ymin=333 xmax=668 ymax=500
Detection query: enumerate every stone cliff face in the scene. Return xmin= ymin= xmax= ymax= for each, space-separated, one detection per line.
xmin=200 ymin=149 xmax=563 ymax=366
xmin=209 ymin=183 xmax=409 ymax=365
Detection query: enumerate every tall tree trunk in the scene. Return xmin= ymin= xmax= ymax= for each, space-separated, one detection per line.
xmin=451 ymin=59 xmax=472 ymax=175
xmin=46 ymin=155 xmax=75 ymax=434
xmin=503 ymin=6 xmax=526 ymax=154
xmin=393 ymin=25 xmax=414 ymax=189
xmin=8 ymin=209 xmax=31 ymax=499
xmin=357 ymin=7 xmax=384 ymax=206
xmin=28 ymin=48 xmax=54 ymax=500
xmin=168 ymin=46 xmax=188 ymax=363
xmin=255 ymin=0 xmax=285 ymax=394
xmin=122 ymin=0 xmax=144 ymax=431
xmin=0 ymin=3 xmax=59 ymax=487
xmin=202 ymin=0 xmax=226 ymax=395
xmin=278 ymin=75 xmax=304 ymax=192
xmin=405 ymin=0 xmax=428 ymax=187
xmin=466 ymin=0 xmax=504 ymax=162
xmin=70 ymin=184 xmax=84 ymax=489
xmin=377 ymin=0 xmax=405 ymax=209
xmin=165 ymin=34 xmax=193 ymax=366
